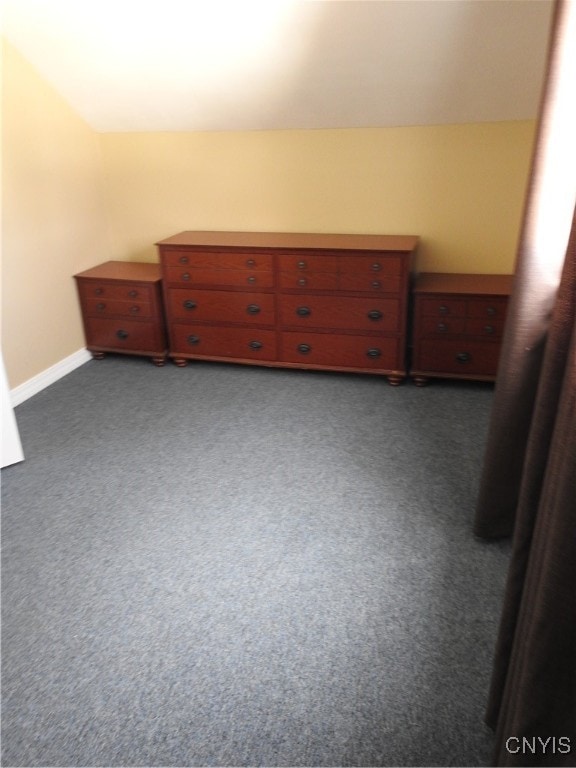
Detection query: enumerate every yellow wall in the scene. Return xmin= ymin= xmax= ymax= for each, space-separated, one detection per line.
xmin=1 ymin=40 xmax=110 ymax=389
xmin=100 ymin=122 xmax=535 ymax=273
xmin=2 ymin=37 xmax=536 ymax=390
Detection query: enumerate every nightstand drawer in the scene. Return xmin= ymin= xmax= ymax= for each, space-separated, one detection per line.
xmin=420 ymin=317 xmax=467 ymax=336
xmin=85 ymin=317 xmax=162 ymax=352
xmin=467 ymin=298 xmax=508 ymax=319
xmin=419 ymin=298 xmax=467 ymax=317
xmin=79 ymin=282 xmax=154 ymax=302
xmin=85 ymin=298 xmax=153 ymax=319
xmin=417 ymin=339 xmax=502 ymax=377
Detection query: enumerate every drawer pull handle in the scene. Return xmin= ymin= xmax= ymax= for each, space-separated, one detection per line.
xmin=366 ymin=348 xmax=382 ymax=358
xmin=487 ymin=306 xmax=496 ymax=316
xmin=437 ymin=322 xmax=448 ymax=332
xmin=298 ymin=278 xmax=307 ymax=286
xmin=371 ymin=280 xmax=382 ymax=289
xmin=297 ymin=260 xmax=307 ymax=270
xmin=96 ymin=302 xmax=106 ymax=311
xmin=178 ymin=255 xmax=189 ymax=264
xmin=247 ymin=276 xmax=256 ymax=284
xmin=249 ymin=340 xmax=263 ymax=350
xmin=367 ymin=310 xmax=383 ymax=321
xmin=183 ymin=300 xmax=197 ymax=310
xmin=246 ymin=304 xmax=261 ymax=315
xmin=371 ymin=263 xmax=382 ymax=272
xmin=130 ymin=305 xmax=140 ymax=313
xmin=439 ymin=305 xmax=449 ymax=315
xmin=187 ymin=335 xmax=200 ymax=345
xmin=484 ymin=325 xmax=495 ymax=335
xmin=128 ymin=290 xmax=138 ymax=298
xmin=296 ymin=306 xmax=311 ymax=317
xmin=116 ymin=330 xmax=129 ymax=340
xmin=297 ymin=343 xmax=312 ymax=355
xmin=95 ymin=288 xmax=104 ymax=296
xmin=181 ymin=272 xmax=191 ymax=281
xmin=456 ymin=352 xmax=471 ymax=363
xmin=246 ymin=259 xmax=256 ymax=267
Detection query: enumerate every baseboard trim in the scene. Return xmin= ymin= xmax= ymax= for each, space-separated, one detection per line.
xmin=11 ymin=349 xmax=92 ymax=406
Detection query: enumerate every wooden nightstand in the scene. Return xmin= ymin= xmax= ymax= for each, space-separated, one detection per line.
xmin=411 ymin=273 xmax=514 ymax=385
xmin=74 ymin=261 xmax=167 ymax=366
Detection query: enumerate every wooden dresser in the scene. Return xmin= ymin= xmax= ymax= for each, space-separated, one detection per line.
xmin=157 ymin=231 xmax=419 ymax=384
xmin=74 ymin=261 xmax=167 ymax=365
xmin=411 ymin=272 xmax=514 ymax=385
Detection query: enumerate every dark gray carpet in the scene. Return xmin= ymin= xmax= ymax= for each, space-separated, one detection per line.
xmin=1 ymin=357 xmax=511 ymax=767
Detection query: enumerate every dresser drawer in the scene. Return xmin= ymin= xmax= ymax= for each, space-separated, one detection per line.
xmin=78 ymin=282 xmax=154 ymax=302
xmin=168 ymin=288 xmax=275 ymax=325
xmin=465 ymin=317 xmax=506 ymax=338
xmin=162 ymin=250 xmax=273 ymax=271
xmin=164 ymin=265 xmax=274 ymax=289
xmin=279 ymin=272 xmax=338 ymax=290
xmin=279 ymin=295 xmax=400 ymax=332
xmin=338 ymin=273 xmax=402 ymax=294
xmin=416 ymin=339 xmax=502 ymax=377
xmin=277 ymin=254 xmax=339 ymax=273
xmin=84 ymin=317 xmax=162 ymax=352
xmin=84 ymin=297 xmax=153 ymax=319
xmin=337 ymin=253 xmax=404 ymax=276
xmin=281 ymin=332 xmax=399 ymax=370
xmin=171 ymin=324 xmax=277 ymax=360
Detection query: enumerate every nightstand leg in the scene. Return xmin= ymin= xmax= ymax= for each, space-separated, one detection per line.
xmin=413 ymin=376 xmax=429 ymax=386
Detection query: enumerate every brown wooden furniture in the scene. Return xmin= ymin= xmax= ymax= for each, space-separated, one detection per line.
xmin=157 ymin=231 xmax=419 ymax=385
xmin=411 ymin=272 xmax=514 ymax=385
xmin=74 ymin=261 xmax=167 ymax=365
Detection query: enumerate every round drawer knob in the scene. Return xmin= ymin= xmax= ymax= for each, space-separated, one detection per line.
xmin=130 ymin=305 xmax=140 ymax=313
xmin=367 ymin=310 xmax=382 ymax=321
xmin=181 ymin=272 xmax=191 ymax=281
xmin=298 ymin=278 xmax=307 ymax=286
xmin=456 ymin=352 xmax=471 ymax=363
xmin=96 ymin=302 xmax=106 ymax=311
xmin=439 ymin=305 xmax=449 ymax=315
xmin=297 ymin=343 xmax=312 ymax=355
xmin=128 ymin=290 xmax=138 ymax=298
xmin=248 ymin=340 xmax=263 ymax=350
xmin=437 ymin=322 xmax=448 ymax=332
xmin=246 ymin=304 xmax=261 ymax=314
xmin=487 ymin=306 xmax=496 ymax=316
xmin=297 ymin=261 xmax=307 ymax=270
xmin=178 ymin=256 xmax=189 ymax=264
xmin=94 ymin=288 xmax=104 ymax=296
xmin=247 ymin=276 xmax=256 ymax=284
xmin=371 ymin=263 xmax=382 ymax=272
xmin=246 ymin=259 xmax=256 ymax=267
xmin=371 ymin=280 xmax=381 ymax=289
xmin=484 ymin=325 xmax=495 ymax=335
xmin=183 ymin=300 xmax=197 ymax=310
xmin=296 ymin=306 xmax=311 ymax=317
xmin=116 ymin=330 xmax=129 ymax=340
xmin=187 ymin=335 xmax=200 ymax=345
xmin=366 ymin=348 xmax=381 ymax=358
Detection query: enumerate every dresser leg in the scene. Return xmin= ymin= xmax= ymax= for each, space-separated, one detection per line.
xmin=387 ymin=374 xmax=404 ymax=386
xmin=151 ymin=356 xmax=166 ymax=367
xmin=413 ymin=376 xmax=429 ymax=387
xmin=91 ymin=351 xmax=105 ymax=360
xmin=172 ymin=358 xmax=188 ymax=367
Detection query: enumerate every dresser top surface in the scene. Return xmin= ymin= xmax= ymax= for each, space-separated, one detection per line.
xmin=74 ymin=261 xmax=162 ymax=282
xmin=414 ymin=272 xmax=514 ymax=296
xmin=156 ymin=230 xmax=419 ymax=252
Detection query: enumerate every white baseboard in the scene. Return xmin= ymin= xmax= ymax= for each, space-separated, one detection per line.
xmin=11 ymin=348 xmax=92 ymax=407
